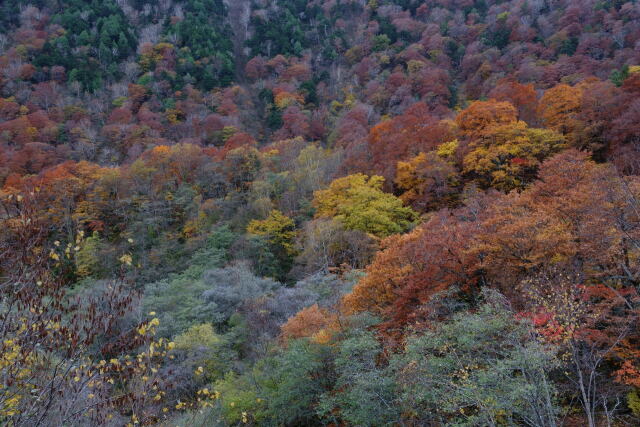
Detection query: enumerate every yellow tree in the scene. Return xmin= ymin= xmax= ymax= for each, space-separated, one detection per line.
xmin=247 ymin=209 xmax=297 ymax=257
xmin=247 ymin=209 xmax=298 ymax=279
xmin=313 ymin=174 xmax=418 ymax=238
xmin=463 ymin=121 xmax=566 ymax=191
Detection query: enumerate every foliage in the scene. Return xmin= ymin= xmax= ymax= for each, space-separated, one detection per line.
xmin=247 ymin=1 xmax=332 ymax=58
xmin=172 ymin=323 xmax=234 ymax=381
xmin=463 ymin=121 xmax=567 ymax=191
xmin=295 ymin=218 xmax=377 ymax=274
xmin=4 ymin=0 xmax=640 ymax=425
xmin=367 ymin=103 xmax=454 ymax=181
xmin=164 ymin=0 xmax=234 ymax=89
xmin=34 ymin=0 xmax=137 ymax=91
xmin=342 ymin=206 xmax=478 ymax=329
xmin=393 ymin=290 xmax=560 ymax=427
xmin=313 ymin=173 xmax=418 ymax=238
xmin=395 ymin=151 xmax=460 ymax=211
xmin=456 ymin=99 xmax=518 ymax=137
xmin=538 ymin=84 xmax=583 ymax=135
xmin=214 ymin=338 xmax=333 ymax=426
xmin=255 ymin=339 xmax=334 ymax=425
xmin=142 ymin=226 xmax=236 ymax=336
xmin=318 ymin=320 xmax=400 ymax=426
xmin=74 ymin=231 xmax=106 ymax=278
xmin=247 ymin=209 xmax=297 ymax=278
xmin=199 ymin=264 xmax=280 ymax=324
xmin=280 ymin=303 xmax=337 ymax=342
xmin=629 ymin=389 xmax=640 ymax=417
xmin=0 ymin=191 xmax=180 ymax=425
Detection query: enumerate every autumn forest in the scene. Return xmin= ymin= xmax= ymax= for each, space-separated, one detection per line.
xmin=2 ymin=0 xmax=640 ymax=426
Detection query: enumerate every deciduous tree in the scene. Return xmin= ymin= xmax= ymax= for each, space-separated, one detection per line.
xmin=313 ymin=174 xmax=417 ymax=238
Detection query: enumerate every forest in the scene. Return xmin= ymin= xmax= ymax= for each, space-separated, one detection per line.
xmin=2 ymin=0 xmax=640 ymax=425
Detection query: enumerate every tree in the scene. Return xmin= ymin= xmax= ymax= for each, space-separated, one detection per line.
xmin=462 ymin=121 xmax=566 ymax=191
xmin=215 ymin=338 xmax=334 ymax=425
xmin=247 ymin=210 xmax=296 ymax=253
xmin=274 ymin=105 xmax=311 ymax=140
xmin=456 ymin=99 xmax=518 ymax=138
xmin=318 ymin=320 xmax=401 ymax=426
xmin=245 ymin=56 xmax=267 ymax=80
xmin=280 ymin=304 xmax=337 ymax=342
xmin=257 ymin=338 xmax=334 ymax=425
xmin=172 ymin=323 xmax=234 ymax=382
xmin=368 ymin=103 xmax=454 ymax=181
xmin=475 ymin=148 xmax=640 ymax=293
xmin=489 ymin=79 xmax=538 ymax=123
xmin=247 ymin=209 xmax=297 ymax=279
xmin=342 ymin=204 xmax=482 ymax=331
xmin=221 ymin=146 xmax=261 ymax=192
xmin=520 ymin=273 xmax=638 ymax=427
xmin=31 ymin=81 xmax=60 ymax=111
xmin=538 ymin=83 xmax=582 ymax=134
xmin=313 ymin=174 xmax=418 ymax=238
xmin=395 ymin=150 xmax=461 ymax=211
xmin=0 ymin=190 xmax=174 ymax=425
xmin=74 ymin=231 xmax=106 ymax=278
xmin=295 ymin=218 xmax=377 ymax=274
xmin=4 ymin=161 xmax=108 ymax=241
xmin=142 ymin=227 xmax=236 ymax=336
xmin=393 ymin=290 xmax=560 ymax=427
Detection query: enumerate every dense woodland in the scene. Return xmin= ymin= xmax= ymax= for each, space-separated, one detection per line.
xmin=2 ymin=0 xmax=640 ymax=425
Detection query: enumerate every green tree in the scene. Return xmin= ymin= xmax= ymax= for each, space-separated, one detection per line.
xmin=142 ymin=226 xmax=236 ymax=336
xmin=213 ymin=338 xmax=333 ymax=425
xmin=318 ymin=318 xmax=400 ymax=426
xmin=393 ymin=290 xmax=560 ymax=427
xmin=258 ymin=339 xmax=334 ymax=425
xmin=173 ymin=323 xmax=235 ymax=381
xmin=74 ymin=231 xmax=106 ymax=278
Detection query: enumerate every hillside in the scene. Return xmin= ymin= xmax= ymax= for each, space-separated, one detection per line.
xmin=2 ymin=1 xmax=640 ymax=425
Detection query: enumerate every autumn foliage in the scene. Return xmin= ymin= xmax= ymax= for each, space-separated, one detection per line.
xmin=3 ymin=0 xmax=640 ymax=425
